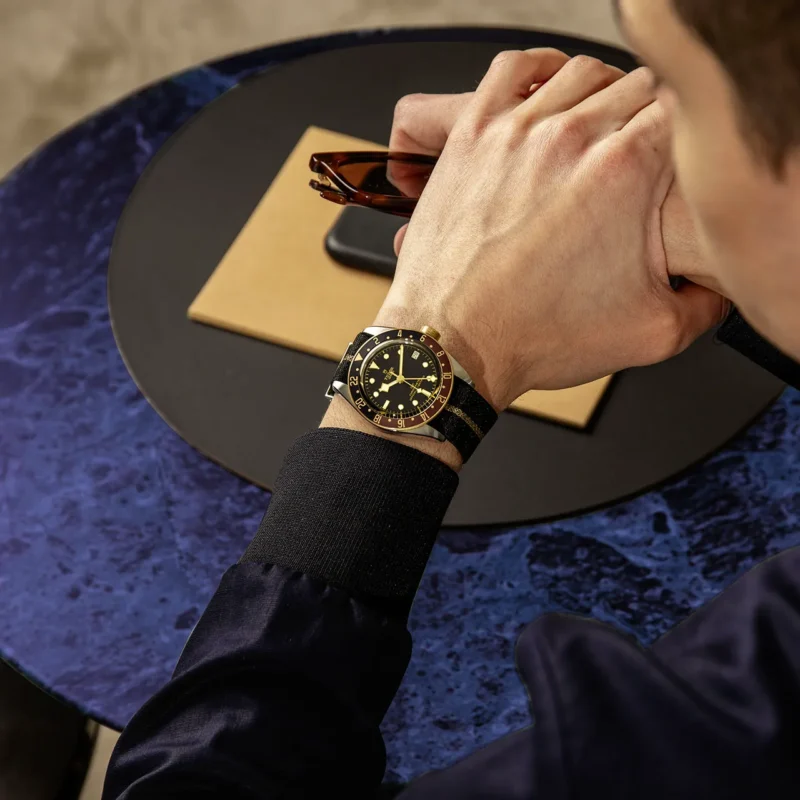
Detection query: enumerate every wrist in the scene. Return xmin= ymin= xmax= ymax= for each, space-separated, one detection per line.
xmin=374 ymin=302 xmax=517 ymax=412
xmin=321 ymin=395 xmax=463 ymax=472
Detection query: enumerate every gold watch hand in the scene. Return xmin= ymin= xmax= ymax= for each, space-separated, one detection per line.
xmin=379 ymin=369 xmax=401 ymax=392
xmin=398 ymin=345 xmax=405 ymax=381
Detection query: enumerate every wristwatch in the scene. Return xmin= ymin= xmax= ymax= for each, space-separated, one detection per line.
xmin=326 ymin=326 xmax=498 ymax=462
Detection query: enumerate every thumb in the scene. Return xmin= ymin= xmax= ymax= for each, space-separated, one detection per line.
xmin=394 ymin=223 xmax=409 ymax=257
xmin=672 ymin=281 xmax=731 ymax=352
xmin=662 ymin=184 xmax=725 ymax=295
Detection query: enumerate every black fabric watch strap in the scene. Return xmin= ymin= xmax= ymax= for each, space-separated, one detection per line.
xmin=717 ymin=308 xmax=800 ymax=390
xmin=429 ymin=377 xmax=498 ymax=462
xmin=331 ymin=331 xmax=374 ymax=386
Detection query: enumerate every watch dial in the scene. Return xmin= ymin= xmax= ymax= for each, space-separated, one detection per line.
xmin=361 ymin=342 xmax=442 ymax=418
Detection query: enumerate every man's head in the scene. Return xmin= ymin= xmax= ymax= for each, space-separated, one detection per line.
xmin=616 ymin=0 xmax=800 ymax=359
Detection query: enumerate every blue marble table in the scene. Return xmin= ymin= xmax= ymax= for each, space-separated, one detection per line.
xmin=0 ymin=28 xmax=798 ymax=784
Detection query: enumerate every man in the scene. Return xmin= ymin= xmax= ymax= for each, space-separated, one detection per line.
xmin=103 ymin=1 xmax=800 ymax=797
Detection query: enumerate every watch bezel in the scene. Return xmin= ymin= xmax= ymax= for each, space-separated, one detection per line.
xmin=347 ymin=328 xmax=454 ymax=432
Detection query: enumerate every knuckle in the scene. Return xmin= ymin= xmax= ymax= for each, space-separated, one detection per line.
xmin=528 ymin=46 xmax=568 ymax=62
xmin=598 ymin=142 xmax=631 ymax=176
xmin=602 ymin=133 xmax=649 ymax=173
xmin=447 ymin=117 xmax=482 ymax=154
xmin=631 ymin=65 xmax=653 ymax=81
xmin=548 ymin=112 xmax=591 ymax=146
xmin=451 ymin=105 xmax=493 ymax=143
xmin=490 ymin=49 xmax=525 ymax=71
xmin=393 ymin=93 xmax=425 ymax=123
xmin=496 ymin=116 xmax=529 ymax=148
xmin=565 ymin=54 xmax=606 ymax=76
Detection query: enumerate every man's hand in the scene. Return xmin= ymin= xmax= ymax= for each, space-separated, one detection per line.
xmin=390 ymin=80 xmax=727 ymax=296
xmin=662 ymin=186 xmax=726 ymax=296
xmin=376 ymin=49 xmax=728 ymax=410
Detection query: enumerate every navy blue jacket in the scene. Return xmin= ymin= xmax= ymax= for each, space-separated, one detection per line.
xmin=103 ymin=428 xmax=800 ymax=798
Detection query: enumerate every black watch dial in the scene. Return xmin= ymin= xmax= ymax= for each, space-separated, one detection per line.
xmin=362 ymin=341 xmax=441 ymax=418
xmin=347 ymin=329 xmax=455 ymax=431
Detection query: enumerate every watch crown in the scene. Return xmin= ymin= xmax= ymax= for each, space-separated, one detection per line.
xmin=421 ymin=325 xmax=441 ymax=341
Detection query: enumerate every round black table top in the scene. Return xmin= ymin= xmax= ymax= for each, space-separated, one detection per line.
xmin=1 ymin=29 xmax=799 ymax=784
xmin=108 ymin=35 xmax=783 ymax=527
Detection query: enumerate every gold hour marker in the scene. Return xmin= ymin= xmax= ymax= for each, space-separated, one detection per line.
xmin=382 ymin=400 xmax=390 ymax=410
xmin=383 ymin=353 xmax=390 ymax=360
xmin=398 ymin=404 xmax=404 ymax=410
xmin=369 ymin=378 xmax=375 ymax=384
xmin=373 ymin=392 xmax=379 ymax=398
xmin=412 ymin=400 xmax=419 ymax=406
xmin=369 ymin=362 xmax=379 ymax=370
xmin=422 ymin=362 xmax=429 ymax=368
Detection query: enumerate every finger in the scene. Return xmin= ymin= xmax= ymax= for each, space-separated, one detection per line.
xmin=516 ymin=55 xmax=626 ymax=120
xmin=567 ymin=67 xmax=659 ymax=135
xmin=394 ymin=223 xmax=409 ymax=257
xmin=386 ymin=160 xmax=433 ymax=200
xmin=617 ymin=97 xmax=673 ymax=174
xmin=390 ymin=93 xmax=473 ymax=155
xmin=472 ymin=48 xmax=572 ymax=117
xmin=672 ymin=282 xmax=731 ymax=352
xmin=622 ymin=92 xmax=670 ymax=141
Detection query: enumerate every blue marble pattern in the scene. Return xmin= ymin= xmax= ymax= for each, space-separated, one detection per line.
xmin=0 ymin=28 xmax=798 ymax=785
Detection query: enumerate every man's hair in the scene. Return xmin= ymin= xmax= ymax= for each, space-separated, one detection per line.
xmin=671 ymin=0 xmax=800 ymax=174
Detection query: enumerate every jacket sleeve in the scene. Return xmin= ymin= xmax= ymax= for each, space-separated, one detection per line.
xmin=102 ymin=428 xmax=459 ymax=799
xmin=396 ymin=548 xmax=800 ymax=800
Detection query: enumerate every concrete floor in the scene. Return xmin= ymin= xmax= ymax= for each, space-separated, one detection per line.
xmin=0 ymin=1 xmax=622 ymax=797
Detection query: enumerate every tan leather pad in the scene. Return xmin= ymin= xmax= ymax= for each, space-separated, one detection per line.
xmin=189 ymin=125 xmax=611 ymax=427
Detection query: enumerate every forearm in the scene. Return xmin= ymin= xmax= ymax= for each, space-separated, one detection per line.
xmin=104 ymin=564 xmax=410 ymax=799
xmin=321 ymin=395 xmax=463 ymax=471
xmin=104 ymin=427 xmax=459 ymax=799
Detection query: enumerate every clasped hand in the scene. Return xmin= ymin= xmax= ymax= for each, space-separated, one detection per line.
xmin=375 ymin=49 xmax=728 ymax=411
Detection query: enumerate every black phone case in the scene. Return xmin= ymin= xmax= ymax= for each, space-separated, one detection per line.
xmin=325 ymin=206 xmax=406 ymax=278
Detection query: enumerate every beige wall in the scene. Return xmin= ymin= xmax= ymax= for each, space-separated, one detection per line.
xmin=0 ymin=0 xmax=622 ymax=177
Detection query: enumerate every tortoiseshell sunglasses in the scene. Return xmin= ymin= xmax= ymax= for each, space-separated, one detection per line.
xmin=309 ymin=151 xmax=438 ymax=218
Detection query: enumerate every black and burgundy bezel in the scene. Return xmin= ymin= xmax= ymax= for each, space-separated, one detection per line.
xmin=347 ymin=328 xmax=454 ymax=432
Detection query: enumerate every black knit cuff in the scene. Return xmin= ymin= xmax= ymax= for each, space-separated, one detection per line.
xmin=241 ymin=428 xmax=459 ymax=610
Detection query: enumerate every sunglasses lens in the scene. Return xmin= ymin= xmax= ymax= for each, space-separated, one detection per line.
xmin=337 ymin=159 xmax=433 ymax=199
